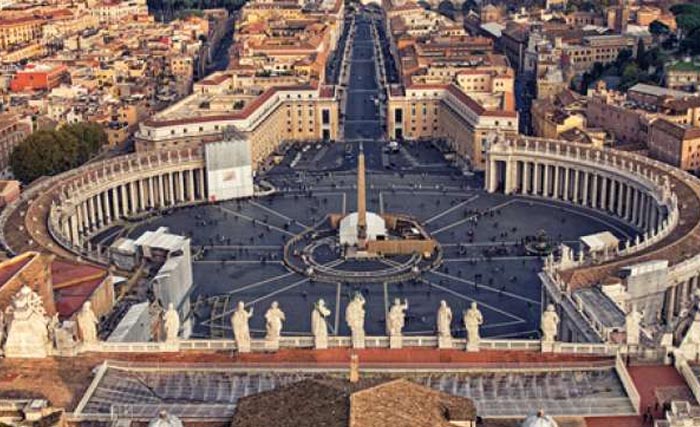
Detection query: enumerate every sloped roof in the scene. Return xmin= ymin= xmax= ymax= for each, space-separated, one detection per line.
xmin=231 ymin=377 xmax=476 ymax=427
xmin=349 ymin=379 xmax=476 ymax=427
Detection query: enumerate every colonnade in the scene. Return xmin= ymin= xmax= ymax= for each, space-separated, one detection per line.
xmin=487 ymin=137 xmax=700 ymax=340
xmin=485 ymin=138 xmax=675 ymax=239
xmin=48 ymin=149 xmax=207 ymax=253
xmin=507 ymin=161 xmax=665 ymax=232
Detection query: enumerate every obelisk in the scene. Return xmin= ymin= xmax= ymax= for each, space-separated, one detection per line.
xmin=357 ymin=145 xmax=367 ymax=247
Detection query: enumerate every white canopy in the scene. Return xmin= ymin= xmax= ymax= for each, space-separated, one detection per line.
xmin=339 ymin=212 xmax=387 ymax=246
xmin=580 ymin=231 xmax=619 ymax=253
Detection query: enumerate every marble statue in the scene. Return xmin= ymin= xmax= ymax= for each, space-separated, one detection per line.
xmin=4 ymin=285 xmax=51 ymax=358
xmin=231 ymin=301 xmax=253 ymax=353
xmin=437 ymin=300 xmax=452 ymax=349
xmin=312 ymin=299 xmax=331 ymax=349
xmin=541 ymin=304 xmax=560 ymax=344
xmin=77 ymin=301 xmax=99 ymax=344
xmin=47 ymin=313 xmax=59 ymax=346
xmin=464 ymin=302 xmax=483 ymax=352
xmin=387 ymin=298 xmax=408 ymax=337
xmin=387 ymin=298 xmax=408 ymax=349
xmin=346 ymin=293 xmax=366 ymax=348
xmin=625 ymin=305 xmax=642 ymax=346
xmin=264 ymin=301 xmax=285 ymax=350
xmin=163 ymin=303 xmax=180 ymax=343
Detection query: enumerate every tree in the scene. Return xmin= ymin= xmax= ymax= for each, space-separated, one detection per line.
xmin=437 ymin=0 xmax=455 ymax=19
xmin=636 ymin=39 xmax=648 ymax=70
xmin=10 ymin=122 xmax=106 ymax=183
xmin=649 ymin=20 xmax=671 ymax=36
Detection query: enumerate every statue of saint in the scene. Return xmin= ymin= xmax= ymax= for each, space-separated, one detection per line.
xmin=47 ymin=313 xmax=59 ymax=346
xmin=541 ymin=304 xmax=560 ymax=343
xmin=231 ymin=301 xmax=253 ymax=351
xmin=77 ymin=301 xmax=99 ymax=344
xmin=163 ymin=303 xmax=180 ymax=343
xmin=387 ymin=298 xmax=408 ymax=337
xmin=346 ymin=293 xmax=366 ymax=341
xmin=3 ymin=286 xmax=51 ymax=358
xmin=264 ymin=301 xmax=285 ymax=341
xmin=436 ymin=300 xmax=452 ymax=339
xmin=312 ymin=299 xmax=331 ymax=347
xmin=464 ymin=302 xmax=483 ymax=348
xmin=625 ymin=305 xmax=642 ymax=346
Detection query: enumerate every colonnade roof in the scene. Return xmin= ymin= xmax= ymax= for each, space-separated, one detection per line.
xmin=504 ymin=137 xmax=700 ymax=289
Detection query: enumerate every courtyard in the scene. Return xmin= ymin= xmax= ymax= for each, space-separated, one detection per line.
xmin=118 ymin=140 xmax=636 ymax=340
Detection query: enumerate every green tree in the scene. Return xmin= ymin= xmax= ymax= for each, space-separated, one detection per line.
xmin=649 ymin=20 xmax=671 ymax=36
xmin=636 ymin=39 xmax=648 ymax=70
xmin=620 ymin=63 xmax=644 ymax=89
xmin=10 ymin=122 xmax=106 ymax=183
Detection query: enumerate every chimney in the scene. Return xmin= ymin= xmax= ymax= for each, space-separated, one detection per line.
xmin=349 ymin=354 xmax=359 ymax=383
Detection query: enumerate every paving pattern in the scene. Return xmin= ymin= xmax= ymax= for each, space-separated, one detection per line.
xmin=117 ymin=140 xmax=636 ymax=339
xmin=98 ymin=8 xmax=637 ymax=340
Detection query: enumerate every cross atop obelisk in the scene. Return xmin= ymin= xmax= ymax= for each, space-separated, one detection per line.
xmin=357 ymin=143 xmax=367 ymax=245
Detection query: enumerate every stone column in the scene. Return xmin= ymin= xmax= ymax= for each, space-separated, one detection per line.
xmin=573 ymin=169 xmax=580 ymax=203
xmin=88 ymin=196 xmax=96 ymax=229
xmin=158 ymin=175 xmax=166 ymax=207
xmin=138 ymin=179 xmax=146 ymax=211
xmin=666 ymin=284 xmax=676 ymax=324
xmin=75 ymin=202 xmax=84 ymax=235
xmin=631 ymin=188 xmax=639 ymax=225
xmin=148 ymin=177 xmax=155 ymax=208
xmin=608 ymin=179 xmax=616 ymax=213
xmin=533 ymin=163 xmax=540 ymax=195
xmin=600 ymin=177 xmax=608 ymax=211
xmin=582 ymin=172 xmax=589 ymax=206
xmin=130 ymin=181 xmax=138 ymax=213
xmin=543 ymin=164 xmax=550 ymax=197
xmin=177 ymin=171 xmax=185 ymax=202
xmin=617 ymin=182 xmax=625 ymax=217
xmin=110 ymin=188 xmax=119 ymax=219
xmin=188 ymin=170 xmax=196 ymax=202
xmin=486 ymin=159 xmax=498 ymax=193
xmin=646 ymin=199 xmax=654 ymax=231
xmin=624 ymin=184 xmax=633 ymax=221
xmin=61 ymin=219 xmax=70 ymax=241
xmin=102 ymin=191 xmax=111 ymax=224
xmin=504 ymin=160 xmax=516 ymax=194
xmin=563 ymin=168 xmax=570 ymax=202
xmin=95 ymin=192 xmax=104 ymax=227
xmin=70 ymin=216 xmax=79 ymax=245
xmin=521 ymin=162 xmax=529 ymax=195
xmin=553 ymin=166 xmax=560 ymax=199
xmin=80 ymin=201 xmax=89 ymax=232
xmin=198 ymin=168 xmax=206 ymax=199
xmin=677 ymin=281 xmax=689 ymax=314
xmin=689 ymin=276 xmax=698 ymax=298
xmin=637 ymin=193 xmax=651 ymax=228
xmin=120 ymin=184 xmax=129 ymax=216
xmin=591 ymin=174 xmax=598 ymax=208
